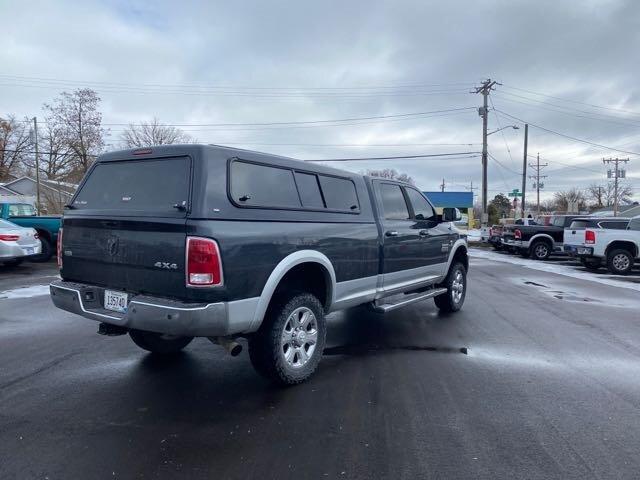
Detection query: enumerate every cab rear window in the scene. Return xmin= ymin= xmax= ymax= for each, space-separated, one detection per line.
xmin=72 ymin=157 xmax=190 ymax=213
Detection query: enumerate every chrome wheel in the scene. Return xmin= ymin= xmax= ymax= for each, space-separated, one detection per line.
xmin=612 ymin=253 xmax=631 ymax=271
xmin=281 ymin=307 xmax=318 ymax=369
xmin=534 ymin=243 xmax=549 ymax=258
xmin=451 ymin=269 xmax=464 ymax=304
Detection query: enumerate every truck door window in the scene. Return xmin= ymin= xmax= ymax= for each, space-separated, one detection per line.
xmin=628 ymin=218 xmax=640 ymax=231
xmin=8 ymin=204 xmax=36 ymax=216
xmin=404 ymin=188 xmax=436 ymax=221
xmin=380 ymin=184 xmax=410 ymax=220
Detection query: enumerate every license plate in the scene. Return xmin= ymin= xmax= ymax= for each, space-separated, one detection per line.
xmin=104 ymin=290 xmax=128 ymax=313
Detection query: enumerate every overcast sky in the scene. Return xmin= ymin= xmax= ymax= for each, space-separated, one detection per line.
xmin=1 ymin=0 xmax=639 ymax=201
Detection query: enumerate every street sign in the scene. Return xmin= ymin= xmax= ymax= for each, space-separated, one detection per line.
xmin=507 ymin=189 xmax=522 ymax=197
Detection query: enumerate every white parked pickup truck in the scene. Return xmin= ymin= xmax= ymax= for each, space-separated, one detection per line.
xmin=564 ymin=216 xmax=639 ymax=274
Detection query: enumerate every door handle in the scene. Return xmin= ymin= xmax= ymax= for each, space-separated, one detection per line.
xmin=385 ymin=230 xmax=399 ymax=237
xmin=419 ymin=230 xmax=429 ymax=237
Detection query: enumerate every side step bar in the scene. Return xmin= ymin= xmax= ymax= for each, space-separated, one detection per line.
xmin=372 ymin=288 xmax=448 ymax=313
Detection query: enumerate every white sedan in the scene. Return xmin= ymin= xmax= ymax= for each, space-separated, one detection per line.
xmin=0 ymin=219 xmax=42 ymax=267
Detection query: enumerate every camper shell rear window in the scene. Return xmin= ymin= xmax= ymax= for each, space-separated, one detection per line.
xmin=72 ymin=156 xmax=191 ymax=214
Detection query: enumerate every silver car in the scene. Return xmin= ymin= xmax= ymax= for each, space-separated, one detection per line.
xmin=0 ymin=219 xmax=42 ymax=266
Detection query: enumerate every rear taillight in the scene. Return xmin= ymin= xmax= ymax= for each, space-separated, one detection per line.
xmin=57 ymin=228 xmax=63 ymax=268
xmin=186 ymin=236 xmax=223 ymax=287
xmin=585 ymin=230 xmax=596 ymax=244
xmin=514 ymin=229 xmax=522 ymax=240
xmin=0 ymin=234 xmax=20 ymax=241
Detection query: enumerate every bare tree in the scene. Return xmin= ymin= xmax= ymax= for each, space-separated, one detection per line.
xmin=553 ymin=188 xmax=587 ymax=212
xmin=587 ymin=182 xmax=633 ymax=208
xmin=0 ymin=115 xmax=30 ymax=181
xmin=21 ymin=121 xmax=76 ymax=181
xmin=365 ymin=168 xmax=415 ymax=185
xmin=120 ymin=118 xmax=194 ymax=148
xmin=43 ymin=89 xmax=106 ymax=180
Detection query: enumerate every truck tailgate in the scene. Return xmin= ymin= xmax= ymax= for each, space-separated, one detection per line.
xmin=61 ymin=217 xmax=187 ymax=299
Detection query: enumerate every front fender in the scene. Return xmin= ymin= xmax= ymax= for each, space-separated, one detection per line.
xmin=444 ymin=239 xmax=468 ymax=274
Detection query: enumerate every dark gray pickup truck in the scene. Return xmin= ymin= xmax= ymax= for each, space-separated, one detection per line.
xmin=50 ymin=144 xmax=468 ymax=385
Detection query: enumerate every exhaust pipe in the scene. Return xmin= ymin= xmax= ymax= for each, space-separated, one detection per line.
xmin=209 ymin=337 xmax=242 ymax=357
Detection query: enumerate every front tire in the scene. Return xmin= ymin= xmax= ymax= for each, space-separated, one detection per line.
xmin=249 ymin=292 xmax=326 ymax=386
xmin=606 ymin=249 xmax=634 ymax=275
xmin=435 ymin=262 xmax=467 ymax=313
xmin=129 ymin=329 xmax=193 ymax=354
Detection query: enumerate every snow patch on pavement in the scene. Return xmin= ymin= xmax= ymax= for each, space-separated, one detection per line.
xmin=0 ymin=284 xmax=51 ymax=299
xmin=470 ymin=248 xmax=640 ymax=293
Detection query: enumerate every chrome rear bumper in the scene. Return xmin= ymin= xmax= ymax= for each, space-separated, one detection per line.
xmin=49 ymin=280 xmax=257 ymax=337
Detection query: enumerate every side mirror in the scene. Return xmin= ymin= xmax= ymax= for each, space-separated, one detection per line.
xmin=442 ymin=207 xmax=462 ymax=222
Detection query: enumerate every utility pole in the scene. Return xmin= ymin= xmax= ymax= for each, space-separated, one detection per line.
xmin=521 ymin=124 xmax=528 ymax=218
xmin=466 ymin=180 xmax=478 ymax=198
xmin=603 ymin=157 xmax=629 ymax=216
xmin=440 ymin=178 xmax=446 ymax=192
xmin=31 ymin=117 xmax=42 ymax=215
xmin=528 ymin=153 xmax=548 ymax=214
xmin=474 ymin=78 xmax=499 ymax=226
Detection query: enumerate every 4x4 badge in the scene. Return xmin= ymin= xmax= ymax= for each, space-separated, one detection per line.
xmin=154 ymin=262 xmax=178 ymax=270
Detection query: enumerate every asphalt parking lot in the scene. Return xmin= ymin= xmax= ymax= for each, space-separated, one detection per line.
xmin=2 ymin=255 xmax=640 ymax=479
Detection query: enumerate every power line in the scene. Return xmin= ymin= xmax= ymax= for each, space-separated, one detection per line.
xmin=17 ymin=107 xmax=477 ymax=132
xmin=493 ymin=93 xmax=640 ymax=128
xmin=489 ymin=96 xmax=517 ymax=169
xmin=98 ymin=107 xmax=477 ymax=127
xmin=493 ymin=109 xmax=640 ymax=156
xmin=0 ymin=73 xmax=474 ymax=91
xmin=187 ymin=142 xmax=480 ymax=147
xmin=306 ymin=152 xmax=480 ymax=162
xmin=0 ymin=148 xmax=481 ymax=163
xmin=502 ymin=84 xmax=640 ymax=117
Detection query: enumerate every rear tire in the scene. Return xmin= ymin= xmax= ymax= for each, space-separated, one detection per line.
xmin=606 ymin=249 xmax=634 ymax=275
xmin=31 ymin=239 xmax=53 ymax=262
xmin=248 ymin=292 xmax=326 ymax=386
xmin=129 ymin=329 xmax=193 ymax=354
xmin=530 ymin=240 xmax=552 ymax=261
xmin=434 ymin=262 xmax=467 ymax=313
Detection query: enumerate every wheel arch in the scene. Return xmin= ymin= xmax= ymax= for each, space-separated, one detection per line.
xmin=249 ymin=250 xmax=336 ymax=332
xmin=35 ymin=228 xmax=52 ymax=244
xmin=444 ymin=240 xmax=468 ymax=274
xmin=529 ymin=233 xmax=554 ymax=246
xmin=606 ymin=240 xmax=638 ymax=258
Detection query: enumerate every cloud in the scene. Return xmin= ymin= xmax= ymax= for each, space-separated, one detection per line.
xmin=1 ymin=0 xmax=638 ymax=201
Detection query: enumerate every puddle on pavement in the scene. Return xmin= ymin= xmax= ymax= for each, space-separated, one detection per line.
xmin=324 ymin=344 xmax=468 ymax=356
xmin=522 ymin=280 xmax=601 ymax=304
